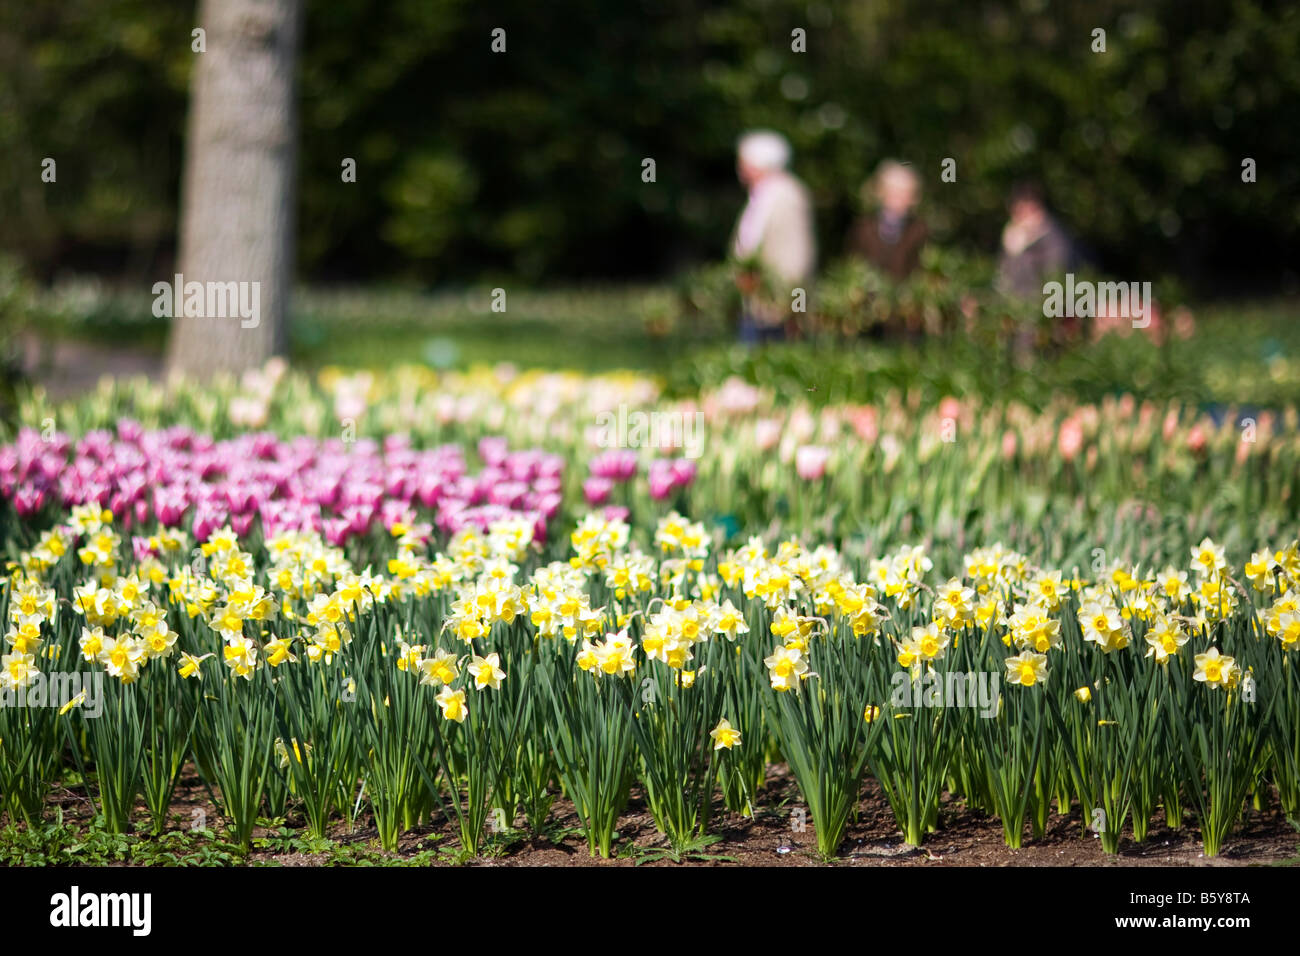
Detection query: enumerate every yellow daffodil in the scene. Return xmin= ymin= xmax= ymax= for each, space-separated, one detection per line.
xmin=178 ymin=651 xmax=213 ymax=680
xmin=436 ymin=686 xmax=468 ymax=723
xmin=467 ymin=652 xmax=506 ymax=690
xmin=1005 ymin=650 xmax=1049 ymax=687
xmin=763 ymin=644 xmax=808 ymax=692
xmin=1193 ymin=647 xmax=1236 ymax=689
xmin=709 ymin=717 xmax=742 ymax=750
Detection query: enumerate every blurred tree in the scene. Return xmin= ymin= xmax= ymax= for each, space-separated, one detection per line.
xmin=165 ymin=0 xmax=301 ymax=378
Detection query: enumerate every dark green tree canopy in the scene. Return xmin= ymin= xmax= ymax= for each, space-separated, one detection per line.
xmin=2 ymin=0 xmax=1295 ymax=291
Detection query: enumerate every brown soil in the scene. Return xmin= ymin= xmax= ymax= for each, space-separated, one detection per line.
xmin=42 ymin=764 xmax=1300 ymax=867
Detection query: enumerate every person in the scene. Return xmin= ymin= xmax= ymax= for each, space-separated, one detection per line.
xmin=730 ymin=130 xmax=816 ymax=344
xmin=995 ymin=181 xmax=1076 ymax=298
xmin=846 ymin=160 xmax=927 ymax=281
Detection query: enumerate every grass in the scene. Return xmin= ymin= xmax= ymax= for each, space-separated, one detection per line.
xmin=24 ymin=281 xmax=720 ymax=376
xmin=16 ymin=279 xmax=1300 ymax=406
xmin=291 ymin=286 xmax=701 ymax=374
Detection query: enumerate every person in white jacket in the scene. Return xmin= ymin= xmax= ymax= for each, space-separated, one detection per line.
xmin=731 ymin=130 xmax=816 ymax=343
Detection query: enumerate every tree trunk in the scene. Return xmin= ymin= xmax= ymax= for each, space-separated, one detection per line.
xmin=165 ymin=0 xmax=301 ymax=380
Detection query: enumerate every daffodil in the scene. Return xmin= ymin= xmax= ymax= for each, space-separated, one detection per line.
xmin=934 ymin=579 xmax=975 ymax=629
xmin=575 ymin=639 xmax=600 ymax=673
xmin=594 ymin=632 xmax=637 ymax=677
xmin=395 ymin=640 xmax=425 ymax=672
xmin=99 ymin=635 xmax=146 ymax=684
xmin=1007 ymin=601 xmax=1061 ymax=653
xmin=264 ymin=637 xmax=297 ymax=667
xmin=436 ymin=686 xmax=468 ymax=723
xmin=709 ymin=717 xmax=742 ymax=750
xmin=1271 ymin=609 xmax=1300 ymax=651
xmin=896 ymin=638 xmax=922 ymax=670
xmin=1080 ymin=600 xmax=1129 ymax=653
xmin=78 ymin=625 xmax=106 ymax=663
xmin=1030 ymin=570 xmax=1065 ymax=611
xmin=417 ymin=648 xmax=459 ymax=687
xmin=1143 ymin=614 xmax=1188 ymax=663
xmin=467 ymin=652 xmax=506 ymax=690
xmin=911 ymin=621 xmax=950 ymax=662
xmin=1244 ymin=550 xmax=1278 ymax=593
xmin=0 ymin=651 xmax=37 ymax=690
xmin=178 ymin=651 xmax=213 ymax=680
xmin=1193 ymin=647 xmax=1237 ymax=689
xmin=1190 ymin=537 xmax=1227 ymax=578
xmin=222 ymin=635 xmax=258 ymax=679
xmin=1005 ymin=650 xmax=1049 ymax=687
xmin=5 ymin=616 xmax=43 ymax=656
xmin=763 ymin=644 xmax=808 ymax=692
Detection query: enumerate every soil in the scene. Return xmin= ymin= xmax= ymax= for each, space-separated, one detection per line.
xmin=41 ymin=764 xmax=1300 ymax=867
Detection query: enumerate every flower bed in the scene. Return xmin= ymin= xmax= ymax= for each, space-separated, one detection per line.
xmin=1 ymin=506 xmax=1295 ymax=859
xmin=1 ymin=364 xmax=1297 ymax=861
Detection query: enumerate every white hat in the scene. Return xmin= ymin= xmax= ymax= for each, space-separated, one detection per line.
xmin=737 ymin=130 xmax=792 ymax=172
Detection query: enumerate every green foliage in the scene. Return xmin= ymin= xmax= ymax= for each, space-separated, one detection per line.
xmin=667 ymin=300 xmax=1300 ymax=411
xmin=0 ymin=814 xmax=455 ymax=866
xmin=0 ymin=815 xmax=248 ymax=866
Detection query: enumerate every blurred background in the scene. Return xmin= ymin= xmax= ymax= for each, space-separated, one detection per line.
xmin=0 ymin=0 xmax=1297 ymax=402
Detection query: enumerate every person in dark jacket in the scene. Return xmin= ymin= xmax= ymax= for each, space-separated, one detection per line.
xmin=846 ymin=160 xmax=928 ymax=281
xmin=995 ymin=181 xmax=1076 ymax=298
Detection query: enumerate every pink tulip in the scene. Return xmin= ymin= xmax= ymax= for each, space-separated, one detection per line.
xmin=670 ymin=459 xmax=697 ymax=487
xmin=648 ymin=468 xmax=676 ymax=501
xmin=795 ymin=445 xmax=831 ymax=481
xmin=848 ymin=406 xmax=878 ymax=444
xmin=478 ymin=437 xmax=509 ymax=466
xmin=755 ymin=418 xmax=782 ymax=452
xmin=1058 ymin=418 xmax=1084 ymax=461
xmin=1162 ymin=410 xmax=1179 ymax=442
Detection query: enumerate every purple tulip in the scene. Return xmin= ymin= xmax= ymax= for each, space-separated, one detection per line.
xmin=13 ymin=486 xmax=45 ymax=517
xmin=0 ymin=424 xmax=563 ymax=549
xmin=583 ymin=477 xmax=613 ymax=505
xmin=590 ymin=450 xmax=639 ymax=482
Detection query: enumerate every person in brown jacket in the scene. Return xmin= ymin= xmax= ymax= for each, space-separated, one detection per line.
xmin=847 ymin=160 xmax=928 ymax=281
